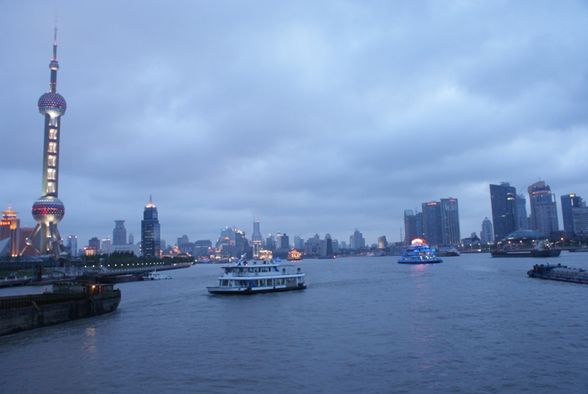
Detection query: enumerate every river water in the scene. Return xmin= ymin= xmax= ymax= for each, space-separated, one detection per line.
xmin=1 ymin=253 xmax=587 ymax=393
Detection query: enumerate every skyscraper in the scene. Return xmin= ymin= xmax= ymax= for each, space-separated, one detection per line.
xmin=561 ymin=193 xmax=584 ymax=237
xmin=29 ymin=28 xmax=67 ymax=258
xmin=88 ymin=237 xmax=100 ymax=251
xmin=480 ymin=217 xmax=494 ymax=244
xmin=404 ymin=210 xmax=417 ymax=244
xmin=141 ymin=196 xmax=161 ymax=258
xmin=252 ymin=219 xmax=263 ymax=258
xmin=112 ymin=220 xmax=127 ymax=246
xmin=422 ymin=201 xmax=442 ymax=246
xmin=403 ymin=209 xmax=424 ymax=244
xmin=515 ymin=194 xmax=529 ymax=229
xmin=67 ymin=234 xmax=78 ymax=257
xmin=349 ymin=229 xmax=366 ymax=250
xmin=490 ymin=183 xmax=518 ymax=241
xmin=324 ymin=233 xmax=333 ymax=257
xmin=440 ymin=198 xmax=460 ymax=245
xmin=528 ymin=181 xmax=559 ymax=236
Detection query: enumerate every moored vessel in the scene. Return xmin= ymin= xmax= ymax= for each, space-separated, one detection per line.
xmin=398 ymin=239 xmax=443 ymax=264
xmin=491 ymin=230 xmax=561 ymax=258
xmin=0 ymin=280 xmax=121 ymax=336
xmin=527 ymin=263 xmax=588 ymax=284
xmin=207 ymin=256 xmax=306 ymax=295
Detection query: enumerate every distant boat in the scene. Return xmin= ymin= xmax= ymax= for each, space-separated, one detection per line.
xmin=287 ymin=249 xmax=303 ymax=261
xmin=436 ymin=245 xmax=460 ymax=257
xmin=398 ymin=239 xmax=443 ymax=264
xmin=141 ymin=270 xmax=172 ymax=280
xmin=491 ymin=230 xmax=561 ymax=258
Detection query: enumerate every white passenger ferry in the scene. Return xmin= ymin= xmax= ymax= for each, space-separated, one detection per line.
xmin=207 ymin=256 xmax=306 ymax=295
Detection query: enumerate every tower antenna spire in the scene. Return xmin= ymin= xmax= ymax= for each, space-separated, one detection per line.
xmin=53 ymin=26 xmax=58 ymax=60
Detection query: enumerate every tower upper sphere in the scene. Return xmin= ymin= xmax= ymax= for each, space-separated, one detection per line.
xmin=32 ymin=195 xmax=65 ymax=224
xmin=38 ymin=92 xmax=67 ymax=117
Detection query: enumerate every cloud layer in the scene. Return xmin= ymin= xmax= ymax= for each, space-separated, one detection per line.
xmin=2 ymin=1 xmax=588 ymax=245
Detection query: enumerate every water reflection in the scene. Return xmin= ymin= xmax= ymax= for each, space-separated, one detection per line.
xmin=83 ymin=326 xmax=96 ymax=354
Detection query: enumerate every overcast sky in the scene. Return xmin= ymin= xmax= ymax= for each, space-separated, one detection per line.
xmin=2 ymin=1 xmax=588 ymax=246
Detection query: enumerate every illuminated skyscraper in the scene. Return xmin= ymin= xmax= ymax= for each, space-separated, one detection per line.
xmin=0 ymin=206 xmax=20 ymax=257
xmin=252 ymin=219 xmax=263 ymax=258
xmin=141 ymin=196 xmax=161 ymax=258
xmin=29 ymin=28 xmax=67 ymax=258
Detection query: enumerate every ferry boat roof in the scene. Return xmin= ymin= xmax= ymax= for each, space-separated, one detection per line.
xmin=220 ymin=260 xmax=295 ymax=269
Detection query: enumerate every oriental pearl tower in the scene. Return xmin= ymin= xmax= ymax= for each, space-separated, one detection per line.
xmin=29 ymin=28 xmax=67 ymax=258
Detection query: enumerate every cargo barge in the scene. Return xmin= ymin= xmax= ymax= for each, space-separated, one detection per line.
xmin=527 ymin=264 xmax=588 ymax=284
xmin=0 ymin=281 xmax=121 ymax=336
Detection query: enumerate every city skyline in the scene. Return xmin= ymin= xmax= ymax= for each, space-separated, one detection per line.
xmin=2 ymin=2 xmax=588 ymax=245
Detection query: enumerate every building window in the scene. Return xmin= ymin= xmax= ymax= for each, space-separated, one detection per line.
xmin=48 ymin=142 xmax=57 ymax=154
xmin=47 ymin=182 xmax=55 ymax=194
xmin=48 ymin=155 xmax=56 ymax=167
xmin=49 ymin=129 xmax=58 ymax=140
xmin=47 ymin=168 xmax=56 ymax=180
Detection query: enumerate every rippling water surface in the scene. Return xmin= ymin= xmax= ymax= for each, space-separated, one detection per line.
xmin=1 ymin=253 xmax=587 ymax=393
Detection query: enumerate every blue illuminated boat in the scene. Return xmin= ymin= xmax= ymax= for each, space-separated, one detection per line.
xmin=398 ymin=239 xmax=443 ymax=264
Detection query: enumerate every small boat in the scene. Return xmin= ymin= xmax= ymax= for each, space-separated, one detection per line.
xmin=207 ymin=255 xmax=306 ymax=295
xmin=436 ymin=245 xmax=460 ymax=257
xmin=141 ymin=271 xmax=172 ymax=281
xmin=398 ymin=238 xmax=443 ymax=264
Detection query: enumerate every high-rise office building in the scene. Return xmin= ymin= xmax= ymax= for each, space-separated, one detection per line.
xmin=252 ymin=219 xmax=263 ymax=258
xmin=112 ymin=220 xmax=127 ymax=246
xmin=490 ymin=182 xmax=518 ymax=241
xmin=377 ymin=235 xmax=388 ymax=249
xmin=276 ymin=233 xmax=290 ymax=251
xmin=88 ymin=237 xmax=100 ymax=251
xmin=404 ymin=210 xmax=417 ymax=244
xmin=293 ymin=236 xmax=304 ymax=250
xmin=528 ymin=181 xmax=559 ymax=236
xmin=515 ymin=194 xmax=529 ymax=229
xmin=349 ymin=229 xmax=366 ymax=250
xmin=67 ymin=234 xmax=78 ymax=257
xmin=404 ymin=209 xmax=424 ymax=244
xmin=29 ymin=28 xmax=68 ymax=258
xmin=101 ymin=238 xmax=112 ymax=255
xmin=440 ymin=198 xmax=460 ymax=245
xmin=141 ymin=196 xmax=161 ymax=258
xmin=480 ymin=217 xmax=494 ymax=244
xmin=324 ymin=233 xmax=333 ymax=257
xmin=422 ymin=201 xmax=442 ymax=246
xmin=561 ymin=193 xmax=585 ymax=237
xmin=572 ymin=206 xmax=588 ymax=236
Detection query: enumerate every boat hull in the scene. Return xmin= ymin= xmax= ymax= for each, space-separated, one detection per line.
xmin=398 ymin=259 xmax=443 ymax=264
xmin=491 ymin=249 xmax=561 ymax=258
xmin=207 ymin=283 xmax=306 ymax=295
xmin=527 ymin=264 xmax=588 ymax=284
xmin=0 ymin=291 xmax=121 ymax=336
